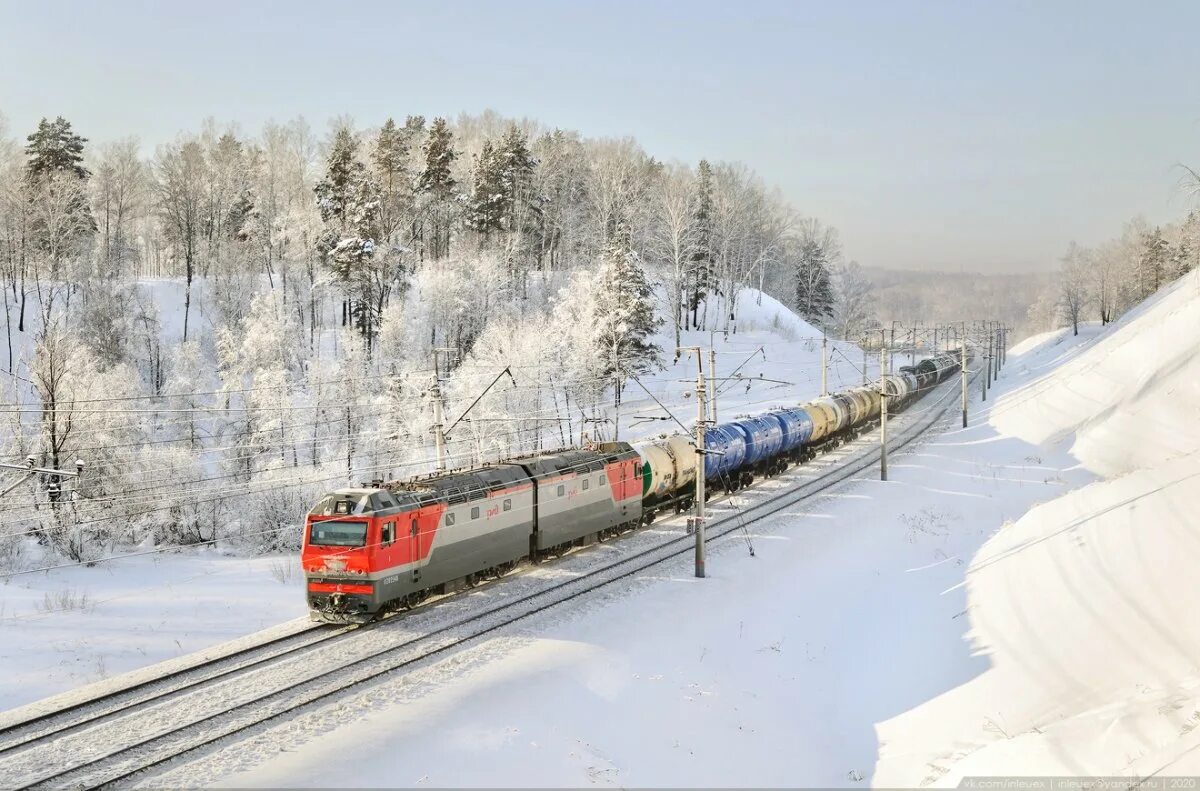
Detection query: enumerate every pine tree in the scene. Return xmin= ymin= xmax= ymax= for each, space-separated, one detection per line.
xmin=24 ymin=116 xmax=95 ymax=282
xmin=314 ymin=126 xmax=381 ymax=342
xmin=1179 ymin=211 xmax=1200 ymax=276
xmin=794 ymin=238 xmax=834 ymax=326
xmin=467 ymin=140 xmax=505 ymax=238
xmin=371 ymin=116 xmax=422 ymax=254
xmin=592 ymin=242 xmax=663 ymax=384
xmin=497 ymin=124 xmax=538 ymax=238
xmin=1138 ymin=227 xmax=1170 ymax=298
xmin=25 ymin=117 xmax=89 ymax=180
xmin=687 ymin=159 xmax=715 ymax=329
xmin=419 ymin=117 xmax=458 ymax=260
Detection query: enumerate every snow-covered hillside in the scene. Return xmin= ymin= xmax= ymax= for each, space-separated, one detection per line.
xmin=876 ymin=268 xmax=1200 ymax=783
xmin=0 ymin=286 xmax=874 ymax=712
xmin=146 ymin=272 xmax=1200 ymax=788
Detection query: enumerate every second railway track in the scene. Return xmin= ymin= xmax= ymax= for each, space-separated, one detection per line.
xmin=0 ymin=367 xmax=976 ymax=790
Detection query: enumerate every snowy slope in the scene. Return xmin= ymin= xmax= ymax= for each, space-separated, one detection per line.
xmin=161 ymin=273 xmax=1200 ymax=788
xmin=875 ymin=269 xmax=1200 ymax=783
xmin=0 ymin=285 xmax=869 ymax=713
xmin=609 ymin=286 xmax=881 ymax=446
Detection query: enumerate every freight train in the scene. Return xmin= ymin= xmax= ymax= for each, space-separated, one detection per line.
xmin=301 ymin=352 xmax=963 ymax=622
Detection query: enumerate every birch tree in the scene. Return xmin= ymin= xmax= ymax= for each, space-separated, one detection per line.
xmin=1059 ymin=241 xmax=1090 ymax=336
xmin=156 ymin=138 xmax=206 ymax=340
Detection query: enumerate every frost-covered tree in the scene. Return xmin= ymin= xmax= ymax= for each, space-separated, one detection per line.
xmin=91 ymin=138 xmax=145 ymax=278
xmin=29 ymin=328 xmax=145 ymax=559
xmin=1059 ymin=241 xmax=1091 ymax=336
xmin=165 ymin=340 xmax=208 ymax=448
xmin=219 ymin=289 xmax=302 ymax=478
xmin=467 ymin=140 xmax=505 ymax=238
xmin=829 ymin=260 xmax=875 ymax=341
xmin=794 ymin=238 xmax=834 ymax=326
xmin=23 ymin=117 xmax=95 ymax=327
xmin=371 ymin=116 xmax=423 ymax=272
xmin=647 ymin=163 xmax=696 ymax=350
xmin=1178 ymin=211 xmax=1200 ymax=277
xmin=592 ymin=243 xmax=663 ymax=415
xmin=156 ymin=138 xmax=206 ymax=340
xmin=315 ymin=124 xmax=383 ymax=342
xmin=686 ymin=159 xmax=714 ymax=328
xmin=25 ymin=117 xmax=89 ymax=181
xmin=1137 ymin=226 xmax=1170 ymax=299
xmin=419 ymin=117 xmax=458 ymax=260
xmin=585 ymin=137 xmax=655 ymax=258
xmin=531 ymin=129 xmax=588 ymax=270
xmin=466 ymin=125 xmax=540 ymax=293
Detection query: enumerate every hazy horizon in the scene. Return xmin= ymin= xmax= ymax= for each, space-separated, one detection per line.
xmin=3 ymin=0 xmax=1198 ymax=274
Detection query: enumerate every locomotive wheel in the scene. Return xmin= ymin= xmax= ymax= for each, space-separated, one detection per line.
xmin=466 ymin=572 xmax=479 ymax=588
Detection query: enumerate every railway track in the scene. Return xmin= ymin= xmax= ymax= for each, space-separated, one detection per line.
xmin=0 ymin=367 xmax=975 ymax=790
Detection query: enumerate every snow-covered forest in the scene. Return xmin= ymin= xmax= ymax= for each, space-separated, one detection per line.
xmin=1033 ymin=211 xmax=1200 ymax=335
xmin=0 ymin=111 xmax=874 ymax=569
xmin=3 ymin=107 xmax=1194 ymax=572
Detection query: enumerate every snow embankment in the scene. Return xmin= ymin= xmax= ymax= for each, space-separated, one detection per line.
xmin=876 ymin=269 xmax=1200 ymax=782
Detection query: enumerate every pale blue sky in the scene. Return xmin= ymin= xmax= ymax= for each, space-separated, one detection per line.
xmin=2 ymin=0 xmax=1198 ymax=272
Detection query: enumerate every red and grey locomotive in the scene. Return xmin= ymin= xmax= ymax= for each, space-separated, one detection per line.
xmin=302 ymin=442 xmax=642 ymax=621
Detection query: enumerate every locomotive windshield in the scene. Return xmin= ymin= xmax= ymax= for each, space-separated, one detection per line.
xmin=308 ymin=520 xmax=368 ymax=547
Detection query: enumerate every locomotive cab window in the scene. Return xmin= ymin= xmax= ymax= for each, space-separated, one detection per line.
xmin=556 ymin=484 xmax=565 ymax=497
xmin=471 ymin=506 xmax=480 ymax=519
xmin=308 ymin=520 xmax=368 ymax=547
xmin=503 ymin=499 xmax=512 ymax=512
xmin=582 ymin=479 xmax=589 ymax=491
xmin=599 ymin=475 xmax=606 ymax=485
xmin=382 ymin=522 xmax=395 ymax=547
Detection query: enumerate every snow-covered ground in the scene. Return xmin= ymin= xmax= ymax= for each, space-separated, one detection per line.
xmin=139 ymin=272 xmax=1199 ymax=787
xmin=146 ymin=358 xmax=1080 ymax=787
xmin=14 ymin=269 xmax=1195 ymax=786
xmin=0 ymin=552 xmax=307 ymax=711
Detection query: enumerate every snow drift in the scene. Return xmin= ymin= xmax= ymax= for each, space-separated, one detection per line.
xmin=876 ymin=269 xmax=1200 ymax=782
